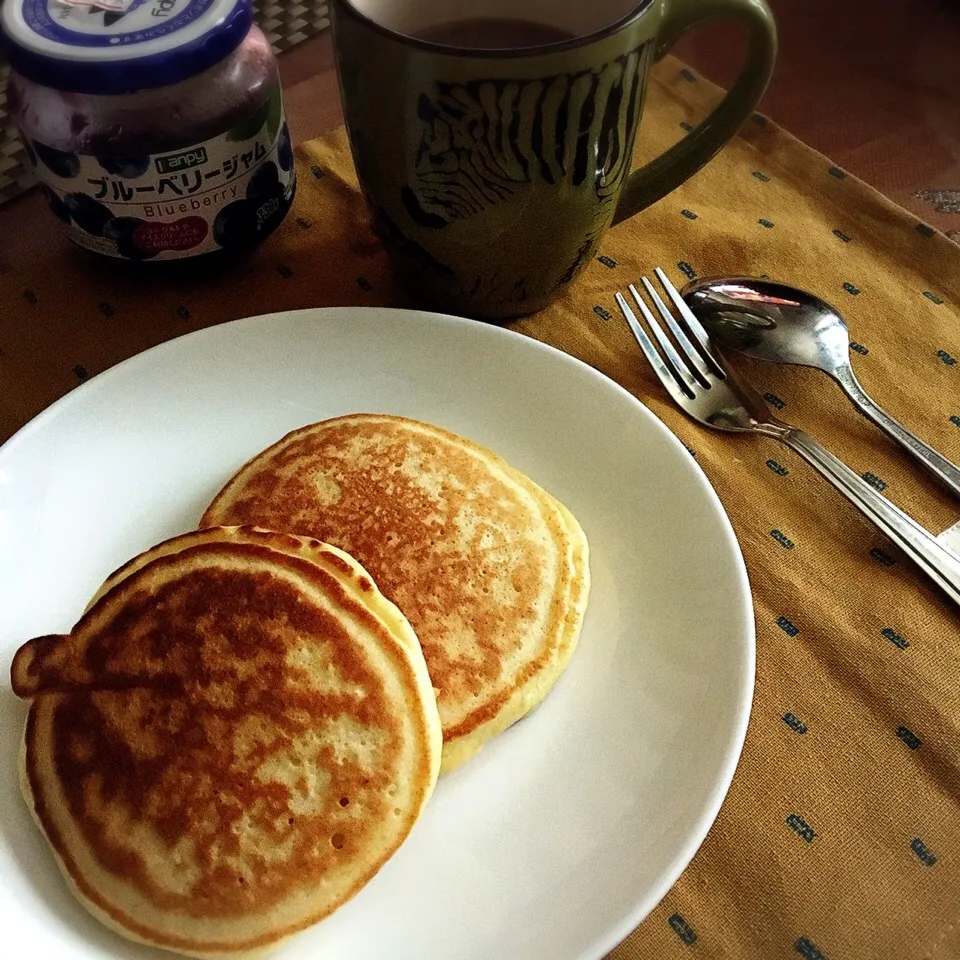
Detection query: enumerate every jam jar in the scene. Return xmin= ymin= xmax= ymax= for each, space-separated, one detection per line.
xmin=1 ymin=0 xmax=296 ymax=261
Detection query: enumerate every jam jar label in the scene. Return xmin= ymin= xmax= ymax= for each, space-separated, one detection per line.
xmin=29 ymin=89 xmax=296 ymax=261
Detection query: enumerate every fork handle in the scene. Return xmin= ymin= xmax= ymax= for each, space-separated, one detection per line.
xmin=777 ymin=428 xmax=960 ymax=608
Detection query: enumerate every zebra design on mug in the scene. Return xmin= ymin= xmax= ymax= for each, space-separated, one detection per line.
xmin=402 ymin=48 xmax=646 ymax=232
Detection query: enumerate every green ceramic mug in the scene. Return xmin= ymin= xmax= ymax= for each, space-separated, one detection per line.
xmin=332 ymin=0 xmax=776 ymax=320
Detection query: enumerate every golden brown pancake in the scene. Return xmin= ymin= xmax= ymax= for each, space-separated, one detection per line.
xmin=12 ymin=526 xmax=442 ymax=959
xmin=200 ymin=415 xmax=591 ymax=772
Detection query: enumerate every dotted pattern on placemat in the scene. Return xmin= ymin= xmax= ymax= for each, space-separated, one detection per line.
xmin=0 ymin=1 xmax=331 ymax=207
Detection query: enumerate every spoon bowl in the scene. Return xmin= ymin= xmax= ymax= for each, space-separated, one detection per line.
xmin=682 ymin=276 xmax=960 ymax=501
xmin=682 ymin=278 xmax=852 ymax=372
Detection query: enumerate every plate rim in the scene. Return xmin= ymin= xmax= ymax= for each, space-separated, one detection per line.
xmin=0 ymin=305 xmax=756 ymax=960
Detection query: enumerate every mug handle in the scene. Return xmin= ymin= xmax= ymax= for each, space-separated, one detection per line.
xmin=612 ymin=0 xmax=777 ymax=225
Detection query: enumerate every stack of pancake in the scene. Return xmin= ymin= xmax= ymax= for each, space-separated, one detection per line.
xmin=12 ymin=415 xmax=590 ymax=957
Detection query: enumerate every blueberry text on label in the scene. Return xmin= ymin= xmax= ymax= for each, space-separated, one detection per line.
xmin=937 ymin=349 xmax=956 ymax=365
xmin=681 ymin=209 xmax=698 ymax=220
xmin=850 ymin=341 xmax=868 ymax=355
xmin=764 ymin=392 xmax=785 ymax=410
xmin=759 ymin=218 xmax=774 ymax=228
xmin=862 ymin=472 xmax=887 ymax=492
xmin=833 ymin=229 xmax=851 ymax=242
xmin=677 ymin=261 xmax=697 ymax=279
xmin=843 ymin=282 xmax=860 ymax=295
xmin=753 ymin=171 xmax=770 ymax=182
xmin=925 ymin=291 xmax=945 ymax=305
xmin=593 ymin=305 xmax=611 ymax=321
xmin=597 ymin=255 xmax=617 ymax=269
xmin=766 ymin=459 xmax=789 ymax=477
xmin=783 ymin=713 xmax=807 ymax=734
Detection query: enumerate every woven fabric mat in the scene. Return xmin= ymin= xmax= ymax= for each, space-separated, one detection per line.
xmin=253 ymin=0 xmax=330 ymax=52
xmin=2 ymin=55 xmax=959 ymax=960
xmin=0 ymin=1 xmax=331 ymax=205
xmin=0 ymin=63 xmax=35 ymax=208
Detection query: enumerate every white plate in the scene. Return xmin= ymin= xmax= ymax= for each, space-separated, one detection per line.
xmin=0 ymin=308 xmax=754 ymax=960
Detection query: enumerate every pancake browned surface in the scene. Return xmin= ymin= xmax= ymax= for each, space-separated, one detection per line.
xmin=201 ymin=415 xmax=591 ymax=772
xmin=11 ymin=526 xmax=442 ymax=959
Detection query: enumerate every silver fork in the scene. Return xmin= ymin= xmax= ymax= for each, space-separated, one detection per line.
xmin=616 ymin=268 xmax=960 ymax=609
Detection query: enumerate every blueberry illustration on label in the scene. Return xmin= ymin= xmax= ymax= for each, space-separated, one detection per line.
xmin=247 ymin=162 xmax=281 ymax=203
xmin=103 ymin=217 xmax=157 ymax=260
xmin=103 ymin=217 xmax=142 ymax=244
xmin=42 ymin=187 xmax=72 ymax=224
xmin=64 ymin=194 xmax=112 ymax=236
xmin=118 ymin=235 xmax=156 ymax=262
xmin=277 ymin=125 xmax=294 ymax=173
xmin=98 ymin=155 xmax=152 ymax=179
xmin=214 ymin=199 xmax=259 ymax=250
xmin=34 ymin=142 xmax=81 ymax=179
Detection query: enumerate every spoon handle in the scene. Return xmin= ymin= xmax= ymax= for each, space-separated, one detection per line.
xmin=834 ymin=366 xmax=960 ymax=501
xmin=778 ymin=428 xmax=960 ymax=608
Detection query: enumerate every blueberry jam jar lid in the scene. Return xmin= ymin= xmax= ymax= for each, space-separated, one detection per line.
xmin=1 ymin=0 xmax=253 ymax=95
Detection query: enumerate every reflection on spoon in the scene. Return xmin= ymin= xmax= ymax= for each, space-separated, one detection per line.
xmin=705 ymin=282 xmax=801 ymax=308
xmin=682 ymin=276 xmax=960 ymax=501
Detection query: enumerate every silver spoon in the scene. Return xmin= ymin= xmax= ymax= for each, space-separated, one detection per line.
xmin=682 ymin=277 xmax=960 ymax=501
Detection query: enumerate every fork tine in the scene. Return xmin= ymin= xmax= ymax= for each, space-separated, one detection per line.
xmin=627 ymin=282 xmax=702 ymax=395
xmin=640 ymin=276 xmax=712 ymax=385
xmin=654 ymin=267 xmax=726 ymax=377
xmin=615 ymin=291 xmax=694 ymax=405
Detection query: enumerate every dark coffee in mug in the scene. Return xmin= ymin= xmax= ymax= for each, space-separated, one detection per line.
xmin=414 ymin=18 xmax=575 ymax=49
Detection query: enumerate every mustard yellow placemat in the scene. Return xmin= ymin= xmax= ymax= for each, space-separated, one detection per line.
xmin=2 ymin=57 xmax=959 ymax=960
